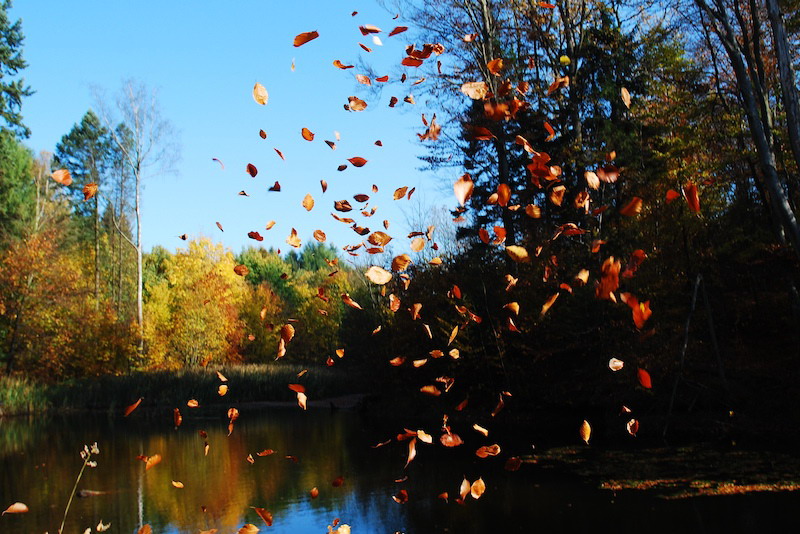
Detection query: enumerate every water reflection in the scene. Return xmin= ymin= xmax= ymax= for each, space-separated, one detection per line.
xmin=1 ymin=410 xmax=799 ymax=533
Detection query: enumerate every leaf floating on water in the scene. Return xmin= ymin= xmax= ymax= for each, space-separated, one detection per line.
xmin=124 ymin=397 xmax=143 ymax=417
xmin=253 ymin=83 xmax=269 ymax=105
xmin=580 ymin=420 xmax=591 ymax=444
xmin=2 ymin=502 xmax=28 ymax=515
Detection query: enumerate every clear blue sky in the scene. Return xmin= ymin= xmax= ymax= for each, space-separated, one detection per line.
xmin=11 ymin=0 xmax=453 ymax=255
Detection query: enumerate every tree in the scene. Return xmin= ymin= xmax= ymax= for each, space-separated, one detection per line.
xmin=0 ymin=0 xmax=32 ymax=138
xmin=95 ymin=80 xmax=179 ymax=358
xmin=54 ymin=110 xmax=116 ymax=305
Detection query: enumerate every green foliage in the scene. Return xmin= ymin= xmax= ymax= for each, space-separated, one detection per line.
xmin=0 ymin=129 xmax=32 ymax=243
xmin=0 ymin=0 xmax=32 ymax=138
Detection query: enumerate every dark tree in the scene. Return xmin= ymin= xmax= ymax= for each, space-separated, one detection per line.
xmin=0 ymin=0 xmax=33 ymax=138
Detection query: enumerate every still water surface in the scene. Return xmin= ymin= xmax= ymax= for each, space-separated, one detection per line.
xmin=1 ymin=408 xmax=798 ymax=533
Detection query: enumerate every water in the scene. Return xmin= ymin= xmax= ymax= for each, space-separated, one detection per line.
xmin=1 ymin=408 xmax=798 ymax=533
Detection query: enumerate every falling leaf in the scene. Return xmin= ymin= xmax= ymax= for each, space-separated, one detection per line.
xmin=124 ymin=397 xmax=143 ymax=417
xmin=356 ymin=74 xmax=371 ymax=86
xmin=580 ymin=420 xmax=591 ymax=444
xmin=621 ymin=87 xmax=631 ymax=109
xmin=348 ymin=157 xmax=367 ymax=167
xmin=393 ymin=489 xmax=409 ymax=504
xmin=505 ymin=245 xmax=530 ymax=263
xmin=237 ymin=525 xmax=259 ymax=534
xmin=218 ymin=384 xmax=229 ymax=396
xmin=286 ymin=228 xmax=301 ymax=248
xmin=302 ymin=193 xmax=315 ymax=211
xmin=332 ymin=476 xmax=345 ymax=487
xmin=420 ymin=385 xmax=440 ymax=396
xmin=637 ymin=368 xmax=652 ymax=389
xmin=666 ymin=189 xmax=680 ymax=203
xmin=234 ymin=265 xmax=249 ymax=276
xmin=333 ymin=60 xmax=354 ymax=69
xmin=248 ymin=231 xmax=263 ymax=241
xmin=187 ymin=399 xmax=199 ymax=408
xmin=348 ymin=96 xmax=367 ymax=111
xmin=393 ymin=186 xmax=409 ymax=200
xmin=627 ymin=419 xmax=639 ymax=436
xmin=470 ymin=478 xmax=486 ymax=499
xmin=297 ymin=391 xmax=307 ymax=410
xmin=389 ymin=26 xmax=408 ymax=36
xmin=2 ymin=502 xmax=28 ymax=515
xmin=313 ymin=229 xmax=326 ymax=242
xmin=453 ymin=173 xmax=474 ymax=206
xmin=293 ymin=31 xmax=319 ymax=47
xmin=540 ymin=293 xmax=560 ymax=317
xmin=252 ymin=83 xmax=269 ymax=106
xmin=487 ymin=58 xmax=504 ymax=75
xmin=145 ymin=454 xmax=162 ymax=471
xmin=440 ymin=432 xmax=463 ymax=447
xmin=619 ymin=197 xmax=643 ymax=216
xmin=171 ymin=480 xmax=184 ymax=489
xmin=341 ymin=293 xmax=362 ymax=310
xmin=476 ymin=444 xmax=501 ymax=458
xmin=448 ymin=325 xmax=458 ymax=345
xmin=83 ymin=183 xmax=98 ymax=201
xmin=173 ymin=408 xmax=182 ymax=428
xmin=410 ymin=237 xmax=425 ymax=252
xmin=365 ymin=266 xmax=392 ymax=285
xmin=609 ymin=358 xmax=625 ymax=371
xmin=683 ymin=183 xmax=701 ymax=213
xmin=301 ymin=127 xmax=315 ymax=141
xmin=138 ymin=526 xmax=153 ymax=534
xmin=461 ymin=81 xmax=489 ymax=100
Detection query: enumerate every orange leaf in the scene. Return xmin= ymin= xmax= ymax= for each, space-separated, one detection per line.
xmin=580 ymin=420 xmax=591 ymax=444
xmin=251 ymin=507 xmax=273 ymax=527
xmin=389 ymin=26 xmax=408 ymax=36
xmin=302 ymin=193 xmax=315 ymax=211
xmin=348 ymin=96 xmax=367 ymax=111
xmin=124 ymin=397 xmax=143 ymax=417
xmin=619 ymin=197 xmax=643 ymax=216
xmin=333 ymin=60 xmax=354 ymax=69
xmin=461 ymin=81 xmax=489 ymax=100
xmin=454 ymin=173 xmax=474 ymax=206
xmin=470 ymin=478 xmax=486 ymax=499
xmin=301 ymin=127 xmax=315 ymax=141
xmin=348 ymin=157 xmax=367 ymax=167
xmin=51 ymin=168 xmax=72 ymax=186
xmin=637 ymin=368 xmax=652 ymax=389
xmin=341 ymin=293 xmax=362 ymax=310
xmin=365 ymin=266 xmax=392 ymax=284
xmin=487 ymin=58 xmax=504 ymax=75
xmin=2 ymin=502 xmax=28 ymax=515
xmin=82 ymin=183 xmax=98 ymax=201
xmin=621 ymin=87 xmax=631 ymax=109
xmin=286 ymin=228 xmax=301 ymax=248
xmin=313 ymin=229 xmax=326 ymax=242
xmin=145 ymin=454 xmax=162 ymax=471
xmin=234 ymin=264 xmax=249 ymax=276
xmin=683 ymin=183 xmax=701 ymax=213
xmin=293 ymin=31 xmax=319 ymax=47
xmin=497 ymin=183 xmax=511 ymax=207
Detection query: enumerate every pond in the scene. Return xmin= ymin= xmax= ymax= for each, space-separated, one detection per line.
xmin=1 ymin=408 xmax=799 ymax=533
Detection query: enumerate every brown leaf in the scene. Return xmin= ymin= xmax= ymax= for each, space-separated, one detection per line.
xmin=313 ymin=229 xmax=326 ymax=242
xmin=410 ymin=237 xmax=425 ymax=252
xmin=234 ymin=264 xmax=249 ymax=276
xmin=393 ymin=489 xmax=409 ymax=504
xmin=356 ymin=74 xmax=371 ymax=86
xmin=310 ymin=487 xmax=320 ymax=498
xmin=389 ymin=26 xmax=408 ymax=36
xmin=124 ymin=397 xmax=143 ymax=417
xmin=301 ymin=127 xmax=315 ymax=141
xmin=252 ymin=83 xmax=269 ymax=105
xmin=137 ymin=526 xmax=153 ymax=534
xmin=333 ymin=60 xmax=354 ymax=69
xmin=348 ymin=157 xmax=367 ymax=167
xmin=280 ymin=324 xmax=295 ymax=344
xmin=440 ymin=432 xmax=463 ymax=447
xmin=475 ymin=444 xmax=501 ymax=458
xmin=246 ymin=163 xmax=258 ymax=177
xmin=237 ymin=525 xmax=259 ymax=534
xmin=332 ymin=475 xmax=345 ymax=487
xmin=187 ymin=399 xmax=199 ymax=408
xmin=173 ymin=408 xmax=182 ymax=428
xmin=293 ymin=31 xmax=319 ymax=47
xmin=269 ymin=181 xmax=281 ymax=191
xmin=248 ymin=231 xmax=263 ymax=242
xmin=393 ymin=186 xmax=409 ymax=200
xmin=348 ymin=96 xmax=367 ymax=111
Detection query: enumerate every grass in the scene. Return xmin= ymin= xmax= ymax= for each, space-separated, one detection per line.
xmin=0 ymin=363 xmax=369 ymax=416
xmin=0 ymin=374 xmax=50 ymax=415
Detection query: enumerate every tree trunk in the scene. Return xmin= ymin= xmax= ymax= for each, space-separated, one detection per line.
xmin=695 ymin=0 xmax=800 ymax=259
xmin=135 ymin=167 xmax=144 ymax=359
xmin=766 ymin=0 xmax=800 ymax=174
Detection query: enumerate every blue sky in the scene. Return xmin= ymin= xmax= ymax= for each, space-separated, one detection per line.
xmin=11 ymin=1 xmax=453 ymax=254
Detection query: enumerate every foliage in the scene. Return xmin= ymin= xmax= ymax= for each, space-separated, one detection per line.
xmin=0 ymin=0 xmax=32 ymax=138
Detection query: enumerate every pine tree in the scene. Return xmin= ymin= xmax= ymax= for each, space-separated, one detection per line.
xmin=0 ymin=0 xmax=33 ymax=138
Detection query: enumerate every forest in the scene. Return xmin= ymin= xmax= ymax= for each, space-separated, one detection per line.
xmin=1 ymin=0 xmax=799 ymax=448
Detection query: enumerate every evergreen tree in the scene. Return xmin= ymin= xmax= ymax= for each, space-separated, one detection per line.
xmin=0 ymin=0 xmax=32 ymax=138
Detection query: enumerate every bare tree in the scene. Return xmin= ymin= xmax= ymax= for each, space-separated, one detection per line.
xmin=95 ymin=80 xmax=179 ymax=358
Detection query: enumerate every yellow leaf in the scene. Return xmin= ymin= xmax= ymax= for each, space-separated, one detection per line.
xmin=253 ymin=83 xmax=269 ymax=105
